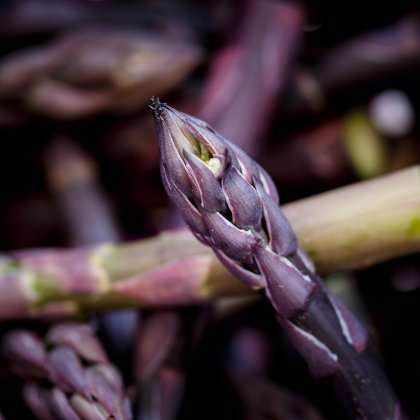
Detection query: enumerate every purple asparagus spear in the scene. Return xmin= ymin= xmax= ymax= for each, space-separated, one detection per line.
xmin=0 ymin=323 xmax=132 ymax=420
xmin=151 ymin=98 xmax=404 ymax=420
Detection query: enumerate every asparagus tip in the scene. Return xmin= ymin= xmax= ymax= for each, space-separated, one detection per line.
xmin=149 ymin=96 xmax=164 ymax=114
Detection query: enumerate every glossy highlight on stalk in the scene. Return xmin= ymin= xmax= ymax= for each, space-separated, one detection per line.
xmin=152 ymin=98 xmax=405 ymax=420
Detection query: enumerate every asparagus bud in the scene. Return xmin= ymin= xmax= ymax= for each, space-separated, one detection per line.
xmin=0 ymin=324 xmax=132 ymax=420
xmin=152 ymin=98 xmax=404 ymax=419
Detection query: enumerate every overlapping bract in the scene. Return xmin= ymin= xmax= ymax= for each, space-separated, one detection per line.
xmin=152 ymin=100 xmax=374 ymax=376
xmin=0 ymin=324 xmax=132 ymax=420
xmin=153 ymin=101 xmax=404 ymax=419
xmin=153 ymin=100 xmax=302 ymax=297
xmin=153 ymin=99 xmax=314 ymax=319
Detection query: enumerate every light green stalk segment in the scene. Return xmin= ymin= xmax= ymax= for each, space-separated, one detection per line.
xmin=285 ymin=165 xmax=420 ymax=273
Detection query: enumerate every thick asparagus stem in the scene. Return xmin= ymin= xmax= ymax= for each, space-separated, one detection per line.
xmin=285 ymin=164 xmax=420 ymax=273
xmin=1 ymin=166 xmax=420 ymax=319
xmin=0 ymin=229 xmax=246 ymax=320
xmin=152 ymin=100 xmax=404 ymax=419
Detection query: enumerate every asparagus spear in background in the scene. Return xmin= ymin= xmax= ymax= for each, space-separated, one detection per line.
xmin=227 ymin=326 xmax=325 ymax=420
xmin=0 ymin=27 xmax=203 ymax=119
xmin=199 ymin=0 xmax=304 ymax=155
xmin=45 ymin=137 xmax=138 ymax=378
xmin=280 ymin=17 xmax=420 ymax=122
xmin=152 ymin=99 xmax=404 ymax=419
xmin=0 ymin=323 xmax=132 ymax=420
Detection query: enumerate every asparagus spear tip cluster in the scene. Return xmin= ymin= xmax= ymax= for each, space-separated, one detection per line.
xmin=0 ymin=323 xmax=132 ymax=420
xmin=152 ymin=98 xmax=404 ymax=419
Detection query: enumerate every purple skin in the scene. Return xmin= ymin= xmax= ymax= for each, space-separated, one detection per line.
xmin=152 ymin=98 xmax=404 ymax=420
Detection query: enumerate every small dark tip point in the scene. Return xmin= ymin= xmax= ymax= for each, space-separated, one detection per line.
xmin=149 ymin=96 xmax=165 ymax=115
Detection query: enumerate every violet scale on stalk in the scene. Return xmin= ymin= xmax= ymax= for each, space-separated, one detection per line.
xmin=151 ymin=97 xmax=404 ymax=420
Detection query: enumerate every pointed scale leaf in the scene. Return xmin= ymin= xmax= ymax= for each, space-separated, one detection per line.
xmin=183 ymin=150 xmax=227 ymax=213
xmin=70 ymin=394 xmax=109 ymax=420
xmin=228 ymin=142 xmax=259 ymax=185
xmin=201 ymin=210 xmax=259 ymax=263
xmin=228 ymin=143 xmax=280 ymax=204
xmin=255 ymin=181 xmax=297 ymax=256
xmin=0 ymin=331 xmax=47 ymax=375
xmin=46 ymin=324 xmax=108 ymax=365
xmin=174 ymin=107 xmax=230 ymax=168
xmin=154 ymin=110 xmax=193 ymax=196
xmin=48 ymin=388 xmax=80 ymax=420
xmin=161 ymin=162 xmax=209 ymax=240
xmin=222 ymin=166 xmax=262 ymax=230
xmin=280 ymin=319 xmax=340 ymax=379
xmin=213 ymin=248 xmax=264 ymax=289
xmin=48 ymin=346 xmax=90 ymax=400
xmin=70 ymin=395 xmax=106 ymax=420
xmin=156 ymin=104 xmax=201 ymax=157
xmin=23 ymin=383 xmax=55 ymax=420
xmin=326 ymin=290 xmax=370 ymax=353
xmin=255 ymin=165 xmax=280 ymax=204
xmin=255 ymin=246 xmax=317 ymax=318
xmin=85 ymin=365 xmax=125 ymax=419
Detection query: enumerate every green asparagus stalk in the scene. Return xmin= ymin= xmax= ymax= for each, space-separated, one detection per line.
xmin=1 ymin=165 xmax=420 ymax=320
xmin=284 ymin=164 xmax=420 ymax=274
xmin=152 ymin=99 xmax=404 ymax=419
xmin=0 ymin=323 xmax=132 ymax=420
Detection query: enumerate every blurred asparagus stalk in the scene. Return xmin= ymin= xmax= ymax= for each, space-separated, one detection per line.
xmin=281 ymin=17 xmax=420 ymax=120
xmin=45 ymin=137 xmax=121 ymax=245
xmin=227 ymin=327 xmax=324 ymax=420
xmin=152 ymin=100 xmax=403 ymax=419
xmin=229 ymin=372 xmax=324 ymax=420
xmin=199 ymin=0 xmax=304 ymax=155
xmin=134 ymin=309 xmax=205 ymax=420
xmin=1 ymin=163 xmax=420 ymax=319
xmin=0 ymin=323 xmax=132 ymax=420
xmin=45 ymin=137 xmax=139 ymax=376
xmin=134 ymin=311 xmax=182 ymax=419
xmin=0 ymin=27 xmax=203 ymax=119
xmin=287 ymin=163 xmax=420 ymax=274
